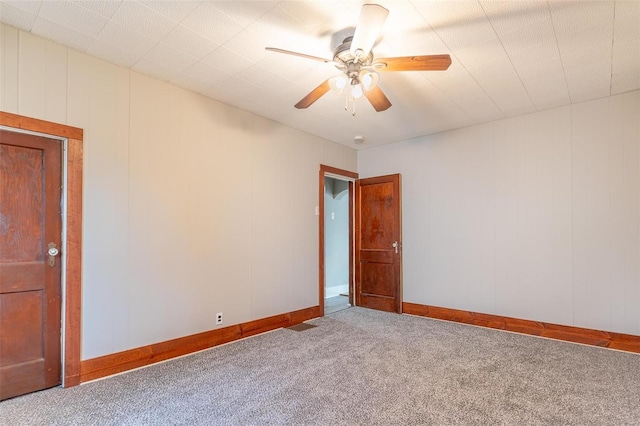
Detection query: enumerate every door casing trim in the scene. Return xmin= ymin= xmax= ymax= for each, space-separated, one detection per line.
xmin=0 ymin=111 xmax=83 ymax=387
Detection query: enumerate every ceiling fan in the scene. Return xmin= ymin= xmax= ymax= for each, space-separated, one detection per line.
xmin=265 ymin=4 xmax=451 ymax=114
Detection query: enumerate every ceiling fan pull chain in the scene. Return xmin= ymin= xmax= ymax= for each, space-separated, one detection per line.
xmin=352 ymin=101 xmax=357 ymax=116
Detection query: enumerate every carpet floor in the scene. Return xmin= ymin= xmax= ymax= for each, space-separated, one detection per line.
xmin=2 ymin=307 xmax=640 ymax=425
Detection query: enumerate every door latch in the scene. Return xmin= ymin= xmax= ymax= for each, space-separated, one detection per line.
xmin=47 ymin=242 xmax=60 ymax=267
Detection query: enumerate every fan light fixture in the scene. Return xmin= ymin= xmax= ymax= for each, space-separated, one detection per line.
xmin=265 ymin=4 xmax=452 ymax=114
xmin=360 ymin=70 xmax=379 ymax=90
xmin=329 ymin=70 xmax=379 ymax=95
xmin=329 ymin=70 xmax=379 ymax=115
xmin=350 ymin=83 xmax=363 ymax=100
xmin=329 ymin=75 xmax=347 ymax=94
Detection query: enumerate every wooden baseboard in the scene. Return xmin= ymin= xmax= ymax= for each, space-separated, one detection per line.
xmin=403 ymin=302 xmax=640 ymax=354
xmin=80 ymin=306 xmax=320 ymax=383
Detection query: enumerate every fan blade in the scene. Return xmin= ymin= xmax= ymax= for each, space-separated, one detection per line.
xmin=295 ymin=79 xmax=331 ymax=109
xmin=350 ymin=4 xmax=389 ymax=60
xmin=374 ymin=55 xmax=452 ymax=72
xmin=363 ymin=85 xmax=392 ymax=112
xmin=265 ymin=47 xmax=332 ymax=63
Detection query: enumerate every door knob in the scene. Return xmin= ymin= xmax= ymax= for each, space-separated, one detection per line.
xmin=47 ymin=242 xmax=59 ymax=267
xmin=392 ymin=241 xmax=399 ymax=254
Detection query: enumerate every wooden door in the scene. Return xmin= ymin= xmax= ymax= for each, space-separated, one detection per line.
xmin=355 ymin=174 xmax=402 ymax=313
xmin=0 ymin=130 xmax=62 ymax=400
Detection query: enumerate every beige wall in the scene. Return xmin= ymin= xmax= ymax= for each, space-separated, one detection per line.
xmin=1 ymin=24 xmax=357 ymax=359
xmin=359 ymin=90 xmax=640 ymax=336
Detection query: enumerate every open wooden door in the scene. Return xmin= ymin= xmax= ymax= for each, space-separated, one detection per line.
xmin=0 ymin=130 xmax=62 ymax=400
xmin=355 ymin=174 xmax=402 ymax=313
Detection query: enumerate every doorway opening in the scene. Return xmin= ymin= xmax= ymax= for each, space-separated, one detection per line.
xmin=324 ymin=176 xmax=350 ymax=314
xmin=318 ymin=165 xmax=358 ymax=316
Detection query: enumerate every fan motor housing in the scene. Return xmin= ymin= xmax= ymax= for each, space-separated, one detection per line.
xmin=333 ymin=36 xmax=374 ymax=68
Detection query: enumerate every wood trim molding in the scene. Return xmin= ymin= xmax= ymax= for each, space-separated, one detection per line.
xmin=403 ymin=302 xmax=640 ymax=354
xmin=319 ymin=164 xmax=358 ymax=316
xmin=0 ymin=111 xmax=83 ymax=140
xmin=80 ymin=305 xmax=320 ymax=383
xmin=321 ymin=164 xmax=358 ymax=180
xmin=0 ymin=112 xmax=83 ymax=386
xmin=348 ymin=181 xmax=354 ymax=307
xmin=318 ymin=168 xmax=325 ymax=317
xmin=64 ymin=138 xmax=83 ymax=386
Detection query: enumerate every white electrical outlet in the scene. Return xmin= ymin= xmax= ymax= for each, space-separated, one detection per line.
xmin=216 ymin=312 xmax=223 ymax=325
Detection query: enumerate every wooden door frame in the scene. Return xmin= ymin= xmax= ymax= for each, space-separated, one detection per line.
xmin=0 ymin=111 xmax=83 ymax=387
xmin=318 ymin=165 xmax=358 ymax=316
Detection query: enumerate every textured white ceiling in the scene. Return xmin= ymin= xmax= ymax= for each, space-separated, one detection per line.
xmin=1 ymin=0 xmax=638 ymax=149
